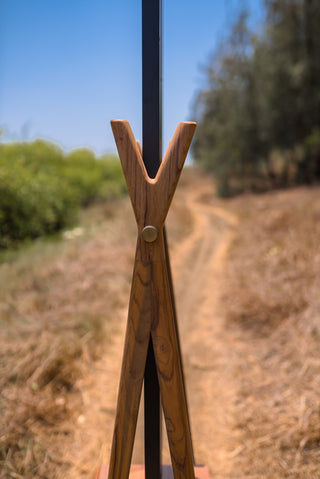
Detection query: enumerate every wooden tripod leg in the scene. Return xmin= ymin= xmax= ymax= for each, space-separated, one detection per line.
xmin=163 ymin=228 xmax=194 ymax=464
xmin=108 ymin=257 xmax=153 ymax=479
xmin=151 ymin=237 xmax=195 ymax=479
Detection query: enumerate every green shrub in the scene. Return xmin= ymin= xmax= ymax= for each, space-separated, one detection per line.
xmin=64 ymin=149 xmax=126 ymax=204
xmin=0 ymin=163 xmax=76 ymax=248
xmin=0 ymin=140 xmax=125 ymax=248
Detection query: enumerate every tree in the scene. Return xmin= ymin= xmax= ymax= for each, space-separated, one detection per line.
xmin=193 ymin=12 xmax=263 ymax=196
xmin=193 ymin=0 xmax=320 ymax=195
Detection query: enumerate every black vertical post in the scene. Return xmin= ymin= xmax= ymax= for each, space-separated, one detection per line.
xmin=142 ymin=1 xmax=162 ymax=478
xmin=142 ymin=0 xmax=162 ymax=177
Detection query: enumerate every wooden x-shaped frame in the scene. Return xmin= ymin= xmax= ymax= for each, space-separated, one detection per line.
xmin=108 ymin=120 xmax=196 ymax=479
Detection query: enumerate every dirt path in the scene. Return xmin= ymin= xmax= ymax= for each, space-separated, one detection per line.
xmin=169 ymin=182 xmax=241 ymax=477
xmin=63 ymin=175 xmax=243 ymax=478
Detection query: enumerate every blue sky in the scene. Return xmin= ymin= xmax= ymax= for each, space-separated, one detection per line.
xmin=0 ymin=0 xmax=263 ymax=156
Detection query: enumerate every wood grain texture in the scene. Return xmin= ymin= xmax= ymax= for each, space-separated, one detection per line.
xmin=150 ymin=234 xmax=194 ymax=479
xmin=108 ymin=249 xmax=153 ymax=479
xmin=110 ymin=120 xmax=196 ymax=233
xmin=163 ymin=228 xmax=195 ymax=464
xmin=107 ymin=120 xmax=196 ymax=479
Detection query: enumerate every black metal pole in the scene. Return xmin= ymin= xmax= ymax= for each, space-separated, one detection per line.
xmin=142 ymin=1 xmax=162 ymax=478
xmin=142 ymin=0 xmax=162 ymax=176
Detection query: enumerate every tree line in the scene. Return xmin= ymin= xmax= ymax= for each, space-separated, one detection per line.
xmin=192 ymin=0 xmax=320 ymax=196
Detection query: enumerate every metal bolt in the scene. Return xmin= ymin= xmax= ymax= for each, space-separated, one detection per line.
xmin=141 ymin=225 xmax=158 ymax=243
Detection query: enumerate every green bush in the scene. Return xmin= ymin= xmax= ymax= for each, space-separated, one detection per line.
xmin=0 ymin=140 xmax=125 ymax=248
xmin=63 ymin=149 xmax=126 ymax=205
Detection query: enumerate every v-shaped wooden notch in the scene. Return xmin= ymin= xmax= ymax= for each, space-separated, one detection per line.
xmin=108 ymin=120 xmax=196 ymax=479
xmin=111 ymin=120 xmax=196 ymax=233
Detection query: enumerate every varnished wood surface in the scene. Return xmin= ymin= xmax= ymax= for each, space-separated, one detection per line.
xmin=111 ymin=120 xmax=196 ymax=235
xmin=150 ymin=235 xmax=194 ymax=477
xmin=107 ymin=120 xmax=196 ymax=479
xmin=95 ymin=465 xmax=211 ymax=479
xmin=163 ymin=228 xmax=194 ymax=464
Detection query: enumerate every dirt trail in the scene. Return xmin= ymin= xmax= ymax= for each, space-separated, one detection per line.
xmin=168 ymin=182 xmax=241 ymax=476
xmin=64 ymin=176 xmax=242 ymax=478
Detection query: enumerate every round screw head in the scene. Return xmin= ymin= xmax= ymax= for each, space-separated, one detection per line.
xmin=141 ymin=225 xmax=158 ymax=243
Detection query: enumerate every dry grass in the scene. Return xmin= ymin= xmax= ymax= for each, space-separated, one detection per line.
xmin=0 ymin=166 xmax=195 ymax=478
xmin=2 ymin=171 xmax=320 ymax=478
xmin=223 ymin=186 xmax=320 ymax=477
xmin=0 ymin=197 xmax=135 ymax=478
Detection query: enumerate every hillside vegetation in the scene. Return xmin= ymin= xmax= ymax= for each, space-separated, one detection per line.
xmin=0 ymin=140 xmax=126 ymax=248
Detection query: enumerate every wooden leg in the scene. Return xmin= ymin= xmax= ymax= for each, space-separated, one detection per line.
xmin=164 ymin=228 xmax=194 ymax=464
xmin=151 ymin=252 xmax=195 ymax=479
xmin=108 ymin=260 xmax=153 ymax=479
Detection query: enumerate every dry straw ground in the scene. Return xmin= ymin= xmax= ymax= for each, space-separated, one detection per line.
xmin=0 ymin=198 xmax=136 ymax=478
xmin=1 ymin=168 xmax=320 ymax=478
xmin=222 ymin=186 xmax=320 ymax=477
